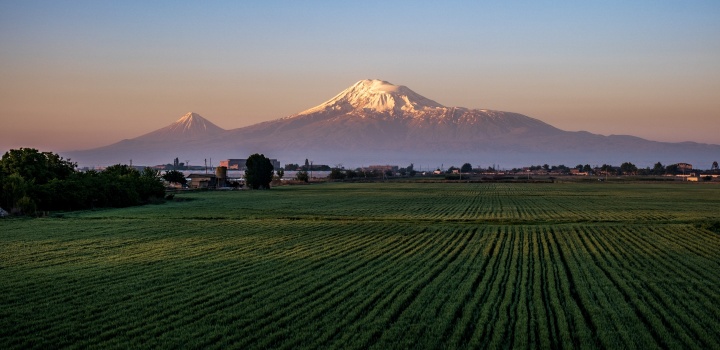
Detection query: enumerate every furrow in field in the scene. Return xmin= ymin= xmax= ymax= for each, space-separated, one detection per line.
xmin=352 ymin=228 xmax=475 ymax=349
xmin=595 ymin=226 xmax=718 ymax=347
xmin=572 ymin=226 xmax=671 ymax=348
xmin=236 ymin=227 xmax=439 ymax=349
xmin=466 ymin=226 xmax=517 ymax=349
xmin=440 ymin=225 xmax=504 ymax=348
xmin=360 ymin=227 xmax=481 ymax=349
xmin=225 ymin=226 xmax=421 ymax=347
xmin=412 ymin=227 xmax=494 ymax=349
xmin=537 ymin=226 xmax=573 ymax=350
xmin=534 ymin=228 xmax=560 ymax=349
xmin=486 ymin=227 xmax=526 ymax=349
xmin=562 ymin=226 xmax=645 ymax=349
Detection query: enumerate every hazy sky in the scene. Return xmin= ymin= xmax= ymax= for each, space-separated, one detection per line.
xmin=1 ymin=1 xmax=719 ymax=152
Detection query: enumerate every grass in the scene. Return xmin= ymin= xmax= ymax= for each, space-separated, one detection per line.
xmin=1 ymin=182 xmax=720 ymax=349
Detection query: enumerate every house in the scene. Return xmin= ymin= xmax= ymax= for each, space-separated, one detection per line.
xmin=188 ymin=174 xmax=217 ymax=189
xmin=677 ymin=163 xmax=693 ymax=171
xmin=220 ymin=158 xmax=281 ymax=170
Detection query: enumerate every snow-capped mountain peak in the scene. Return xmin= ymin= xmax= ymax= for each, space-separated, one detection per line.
xmin=172 ymin=112 xmax=221 ymax=132
xmin=295 ymin=79 xmax=445 ymax=116
xmin=138 ymin=112 xmax=225 ymax=140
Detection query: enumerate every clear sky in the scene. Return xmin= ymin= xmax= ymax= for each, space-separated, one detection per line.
xmin=1 ymin=1 xmax=719 ymax=152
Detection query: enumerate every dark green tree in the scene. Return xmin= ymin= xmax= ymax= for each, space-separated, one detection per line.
xmin=620 ymin=162 xmax=638 ymax=175
xmin=244 ymin=153 xmax=274 ymax=189
xmin=0 ymin=148 xmax=75 ymax=185
xmin=276 ymin=168 xmax=285 ymax=179
xmin=163 ymin=170 xmax=187 ymax=185
xmin=328 ymin=169 xmax=346 ymax=180
xmin=296 ymin=170 xmax=309 ymax=182
xmin=652 ymin=162 xmax=665 ymax=175
xmin=461 ymin=163 xmax=473 ymax=173
xmin=665 ymin=164 xmax=679 ymax=175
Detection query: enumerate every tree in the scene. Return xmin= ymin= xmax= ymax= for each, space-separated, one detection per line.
xmin=244 ymin=153 xmax=274 ymax=189
xmin=712 ymin=161 xmax=719 ymax=171
xmin=1 ymin=173 xmax=29 ymax=211
xmin=276 ymin=169 xmax=285 ymax=179
xmin=665 ymin=164 xmax=679 ymax=175
xmin=328 ymin=169 xmax=346 ymax=180
xmin=600 ymin=164 xmax=615 ymax=175
xmin=620 ymin=162 xmax=638 ymax=175
xmin=0 ymin=148 xmax=75 ymax=185
xmin=461 ymin=163 xmax=473 ymax=173
xmin=163 ymin=170 xmax=187 ymax=186
xmin=652 ymin=162 xmax=665 ymax=175
xmin=296 ymin=170 xmax=309 ymax=182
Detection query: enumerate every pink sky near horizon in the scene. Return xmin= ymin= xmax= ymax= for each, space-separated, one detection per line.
xmin=1 ymin=1 xmax=719 ymax=153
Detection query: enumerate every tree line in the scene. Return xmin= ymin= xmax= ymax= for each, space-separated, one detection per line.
xmin=0 ymin=148 xmax=165 ymax=215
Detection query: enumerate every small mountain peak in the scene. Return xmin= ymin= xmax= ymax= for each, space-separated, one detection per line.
xmin=140 ymin=112 xmax=226 ymax=140
xmin=295 ymin=79 xmax=445 ymax=116
xmin=178 ymin=112 xmax=202 ymax=122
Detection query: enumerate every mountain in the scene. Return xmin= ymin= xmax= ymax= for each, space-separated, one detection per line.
xmin=66 ymin=112 xmax=227 ymax=167
xmin=65 ymin=80 xmax=720 ymax=168
xmin=140 ymin=112 xmax=225 ymax=141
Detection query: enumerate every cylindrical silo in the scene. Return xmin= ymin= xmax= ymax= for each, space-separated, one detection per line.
xmin=215 ymin=166 xmax=227 ymax=187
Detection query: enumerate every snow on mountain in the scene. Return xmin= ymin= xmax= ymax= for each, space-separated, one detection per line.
xmin=293 ymin=79 xmax=445 ymax=116
xmin=249 ymin=79 xmax=561 ymax=140
xmin=139 ymin=112 xmax=225 ymax=141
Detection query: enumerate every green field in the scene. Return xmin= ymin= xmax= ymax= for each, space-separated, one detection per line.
xmin=2 ymin=183 xmax=720 ymax=349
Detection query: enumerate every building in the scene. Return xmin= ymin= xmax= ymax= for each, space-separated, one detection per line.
xmin=367 ymin=165 xmax=399 ymax=173
xmin=677 ymin=163 xmax=693 ymax=171
xmin=220 ymin=158 xmax=281 ymax=171
xmin=188 ymin=174 xmax=217 ymax=189
xmin=219 ymin=159 xmax=246 ymax=170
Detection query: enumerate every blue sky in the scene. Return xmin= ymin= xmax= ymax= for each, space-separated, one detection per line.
xmin=1 ymin=1 xmax=719 ymax=151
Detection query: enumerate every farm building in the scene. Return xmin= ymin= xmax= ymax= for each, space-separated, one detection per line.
xmin=188 ymin=174 xmax=217 ymax=189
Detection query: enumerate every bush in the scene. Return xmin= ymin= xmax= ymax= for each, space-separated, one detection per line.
xmin=296 ymin=171 xmax=309 ymax=182
xmin=15 ymin=196 xmax=37 ymax=216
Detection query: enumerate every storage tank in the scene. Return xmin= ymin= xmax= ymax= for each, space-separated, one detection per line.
xmin=215 ymin=166 xmax=227 ymax=187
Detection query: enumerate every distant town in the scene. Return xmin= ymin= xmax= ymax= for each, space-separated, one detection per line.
xmin=76 ymin=156 xmax=720 ymax=190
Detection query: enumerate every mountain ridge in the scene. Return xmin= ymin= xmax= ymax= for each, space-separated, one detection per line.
xmin=64 ymin=80 xmax=720 ymax=168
